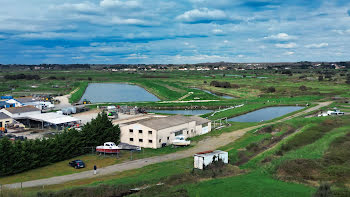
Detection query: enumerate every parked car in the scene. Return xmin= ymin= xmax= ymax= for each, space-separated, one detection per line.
xmin=69 ymin=160 xmax=85 ymax=169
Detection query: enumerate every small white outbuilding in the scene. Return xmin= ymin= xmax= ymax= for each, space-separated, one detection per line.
xmin=194 ymin=150 xmax=228 ymax=170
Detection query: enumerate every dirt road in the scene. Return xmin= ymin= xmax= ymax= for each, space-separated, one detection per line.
xmin=3 ymin=101 xmax=332 ymax=189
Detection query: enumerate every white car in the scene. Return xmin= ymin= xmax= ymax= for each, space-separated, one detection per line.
xmin=172 ymin=135 xmax=190 ymax=146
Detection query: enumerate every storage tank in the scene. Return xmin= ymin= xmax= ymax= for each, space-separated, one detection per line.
xmin=69 ymin=107 xmax=77 ymax=114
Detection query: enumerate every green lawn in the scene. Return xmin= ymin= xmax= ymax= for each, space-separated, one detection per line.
xmin=185 ymin=171 xmax=315 ymax=197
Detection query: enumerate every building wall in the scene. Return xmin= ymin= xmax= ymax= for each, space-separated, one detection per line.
xmin=120 ymin=123 xmax=157 ymax=149
xmin=120 ymin=120 xmax=212 ymax=149
xmin=156 ymin=121 xmax=197 ymax=148
xmin=0 ymin=118 xmax=13 ymax=128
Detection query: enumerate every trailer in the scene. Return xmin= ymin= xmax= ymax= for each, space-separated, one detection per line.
xmin=194 ymin=150 xmax=228 ymax=170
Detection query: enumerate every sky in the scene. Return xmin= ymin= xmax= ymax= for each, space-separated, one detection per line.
xmin=0 ymin=0 xmax=350 ymax=64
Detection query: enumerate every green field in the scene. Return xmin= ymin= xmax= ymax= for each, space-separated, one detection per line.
xmin=1 ymin=68 xmax=349 ymax=196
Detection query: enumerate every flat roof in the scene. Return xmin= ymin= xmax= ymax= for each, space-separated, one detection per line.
xmin=3 ymin=106 xmax=41 ymax=114
xmin=137 ymin=115 xmax=210 ymax=130
xmin=194 ymin=150 xmax=227 ymax=157
xmin=24 ymin=112 xmax=80 ymax=125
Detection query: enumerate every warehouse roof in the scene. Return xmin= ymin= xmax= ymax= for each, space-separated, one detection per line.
xmin=0 ymin=112 xmax=11 ymax=120
xmin=24 ymin=112 xmax=80 ymax=125
xmin=137 ymin=115 xmax=210 ymax=130
xmin=3 ymin=106 xmax=40 ymax=114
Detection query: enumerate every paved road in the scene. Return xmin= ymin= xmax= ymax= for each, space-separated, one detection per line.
xmin=3 ymin=102 xmax=332 ymax=189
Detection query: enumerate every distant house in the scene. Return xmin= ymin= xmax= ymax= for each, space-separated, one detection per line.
xmin=0 ymin=106 xmax=41 ymax=119
xmin=0 ymin=112 xmax=13 ymax=128
xmin=0 ymin=101 xmax=14 ymax=109
xmin=5 ymin=99 xmax=23 ymax=108
xmin=120 ymin=115 xmax=211 ymax=149
xmin=14 ymin=97 xmax=54 ymax=110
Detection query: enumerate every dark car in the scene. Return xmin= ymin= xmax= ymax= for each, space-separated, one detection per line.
xmin=69 ymin=160 xmax=85 ymax=169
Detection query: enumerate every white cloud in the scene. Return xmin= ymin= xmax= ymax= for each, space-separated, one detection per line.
xmin=332 ymin=29 xmax=350 ymax=35
xmin=223 ymin=40 xmax=229 ymax=43
xmin=237 ymin=54 xmax=244 ymax=58
xmin=264 ymin=33 xmax=296 ymax=40
xmin=100 ymin=0 xmax=141 ymax=8
xmin=0 ymin=35 xmax=5 ymax=39
xmin=124 ymin=54 xmax=148 ymax=59
xmin=15 ymin=32 xmax=85 ymax=39
xmin=212 ymin=29 xmax=224 ymax=35
xmin=275 ymin=42 xmax=297 ymax=49
xmin=52 ymin=2 xmax=100 ymax=13
xmin=283 ymin=51 xmax=295 ymax=55
xmin=46 ymin=54 xmax=64 ymax=58
xmin=305 ymin=43 xmax=328 ymax=48
xmin=176 ymin=8 xmax=228 ymax=23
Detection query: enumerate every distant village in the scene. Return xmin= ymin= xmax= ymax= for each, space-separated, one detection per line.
xmin=0 ymin=61 xmax=349 ymax=71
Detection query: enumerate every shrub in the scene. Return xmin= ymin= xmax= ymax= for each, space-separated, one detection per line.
xmin=299 ymin=85 xmax=307 ymax=91
xmin=277 ymin=159 xmax=323 ymax=181
xmin=266 ymin=86 xmax=276 ymax=93
xmin=313 ymin=183 xmax=333 ymax=197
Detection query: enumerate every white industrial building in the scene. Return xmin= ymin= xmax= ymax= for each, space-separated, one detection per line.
xmin=119 ymin=115 xmax=211 ymax=149
xmin=0 ymin=106 xmax=41 ymax=118
xmin=194 ymin=150 xmax=229 ymax=170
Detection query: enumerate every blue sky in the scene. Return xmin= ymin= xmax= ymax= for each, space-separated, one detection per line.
xmin=0 ymin=0 xmax=349 ymax=64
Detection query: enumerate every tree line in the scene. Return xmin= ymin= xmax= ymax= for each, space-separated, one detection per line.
xmin=4 ymin=74 xmax=40 ymax=80
xmin=0 ymin=113 xmax=120 ymax=176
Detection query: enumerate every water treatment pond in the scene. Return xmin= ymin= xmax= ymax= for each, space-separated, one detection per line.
xmin=148 ymin=109 xmax=213 ymax=116
xmin=228 ymin=106 xmax=304 ymax=122
xmin=80 ymin=83 xmax=160 ymax=103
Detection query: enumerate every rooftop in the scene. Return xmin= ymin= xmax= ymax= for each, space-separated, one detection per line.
xmin=15 ymin=97 xmax=38 ymax=103
xmin=2 ymin=106 xmax=41 ymax=114
xmin=0 ymin=112 xmax=11 ymax=120
xmin=136 ymin=115 xmax=210 ymax=130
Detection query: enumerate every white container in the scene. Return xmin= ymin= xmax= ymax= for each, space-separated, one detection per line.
xmin=194 ymin=150 xmax=228 ymax=170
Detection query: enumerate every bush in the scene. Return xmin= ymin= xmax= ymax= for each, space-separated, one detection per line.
xmin=299 ymin=85 xmax=307 ymax=91
xmin=277 ymin=159 xmax=323 ymax=181
xmin=266 ymin=86 xmax=276 ymax=93
xmin=313 ymin=183 xmax=333 ymax=197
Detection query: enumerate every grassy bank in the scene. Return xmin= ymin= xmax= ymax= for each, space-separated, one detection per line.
xmin=69 ymin=82 xmax=88 ymax=103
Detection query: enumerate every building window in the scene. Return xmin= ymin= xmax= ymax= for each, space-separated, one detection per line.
xmin=159 ymin=139 xmax=161 ymax=143
xmin=191 ymin=129 xmax=194 ymax=133
xmin=175 ymin=130 xmax=183 ymax=136
xmin=167 ymin=137 xmax=169 ymax=140
xmin=149 ymin=140 xmax=153 ymax=143
xmin=130 ymin=138 xmax=134 ymax=142
xmin=129 ymin=129 xmax=133 ymax=133
xmin=139 ymin=130 xmax=143 ymax=134
xmin=148 ymin=131 xmax=152 ymax=134
xmin=187 ymin=131 xmax=189 ymax=134
xmin=202 ymin=123 xmax=209 ymax=127
xmin=139 ymin=139 xmax=143 ymax=142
